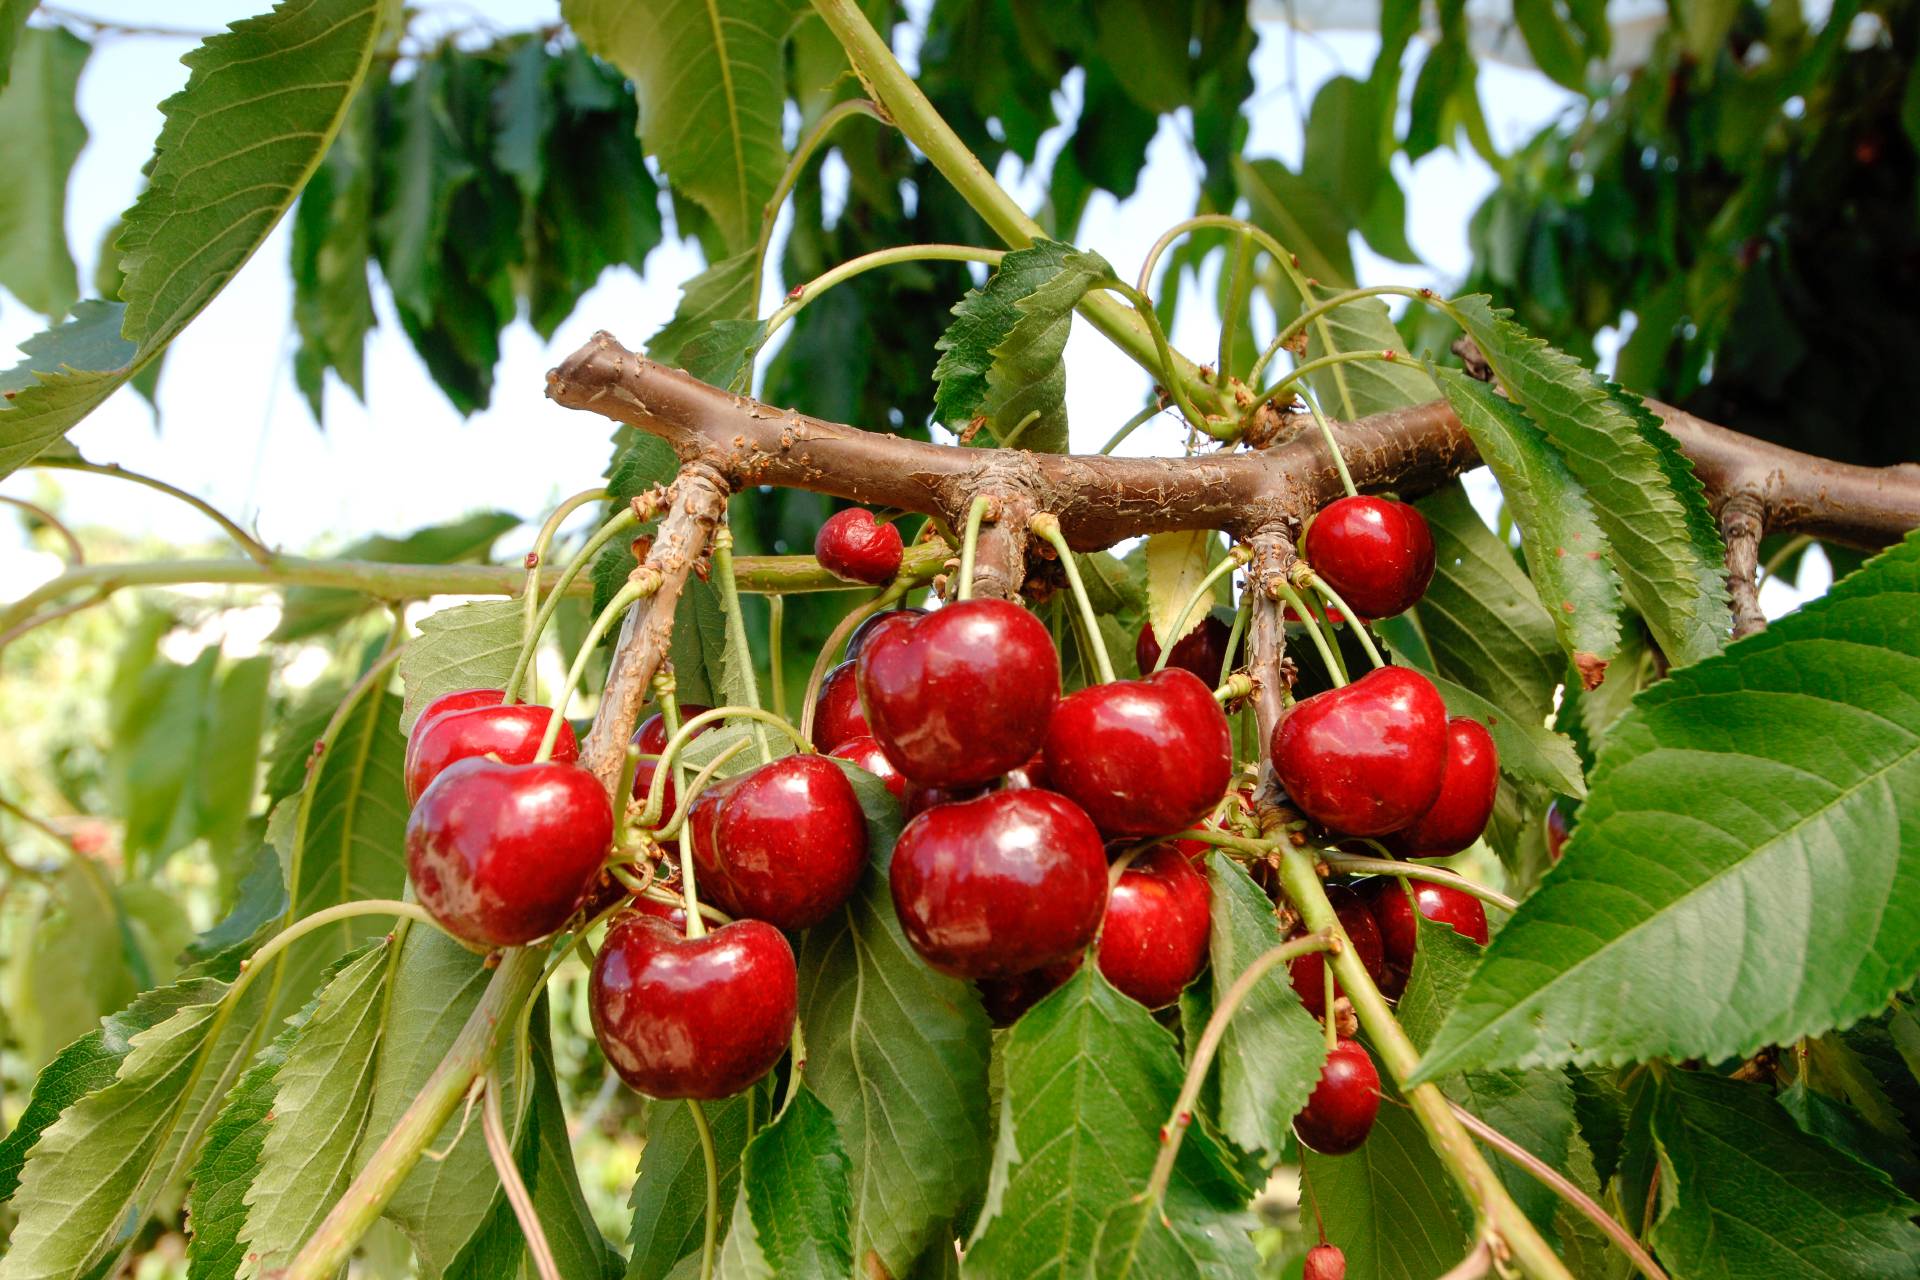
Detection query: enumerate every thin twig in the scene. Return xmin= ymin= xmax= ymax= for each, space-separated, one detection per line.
xmin=34 ymin=458 xmax=274 ymax=564
xmin=0 ymin=495 xmax=84 ymax=564
xmin=1318 ymin=855 xmax=1519 ymax=913
xmin=481 ymin=1069 xmax=561 ymax=1280
xmin=1434 ymin=1236 xmax=1493 ymax=1280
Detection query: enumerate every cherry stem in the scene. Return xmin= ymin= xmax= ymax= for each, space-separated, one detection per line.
xmin=1153 ymin=546 xmax=1249 ymax=674
xmin=1270 ymin=578 xmax=1346 ymax=687
xmin=763 ymin=243 xmax=1006 ymax=343
xmin=955 ymin=495 xmax=992 ymax=602
xmin=1030 ymin=513 xmax=1116 ymax=684
xmin=1253 ymin=349 xmax=1401 ymax=419
xmin=1295 ymin=384 xmax=1360 ymax=500
xmin=537 ymin=577 xmax=654 ymax=761
xmin=751 ymin=98 xmax=887 ymax=304
xmin=1256 ymin=285 xmax=1422 ymax=386
xmin=654 ymin=672 xmax=690 ymax=853
xmin=504 ymin=504 xmax=639 ymax=705
xmin=635 ymin=706 xmax=815 ymax=830
xmin=1219 ymin=591 xmax=1252 ymax=680
xmin=1448 ymin=1102 xmax=1671 ymax=1280
xmin=1218 ymin=230 xmax=1254 ymax=380
xmin=1098 ymin=398 xmax=1166 ymax=455
xmin=1295 ymin=565 xmax=1385 ymax=669
xmin=1139 ymin=931 xmax=1334 ymax=1207
xmin=518 ymin=486 xmax=610 ymax=691
xmin=767 ymin=594 xmax=787 ymax=722
xmin=1108 ymin=281 xmax=1216 ymax=438
xmin=1318 ymin=854 xmax=1519 ymax=913
xmin=1162 ymin=826 xmax=1276 ymax=859
xmin=687 ymin=1099 xmax=721 ymax=1280
xmin=1213 ymin=672 xmax=1253 ymax=704
xmin=1435 ymin=1236 xmax=1494 ymax=1280
xmin=481 ymin=1069 xmax=561 ymax=1280
xmin=613 ymin=744 xmax=643 ymax=849
xmin=711 ymin=527 xmax=773 ymax=764
xmin=1322 ymin=962 xmax=1338 ymax=1052
xmin=653 ymin=739 xmax=754 ymax=842
xmin=798 ymin=581 xmax=910 ymax=744
xmin=31 ymin=456 xmax=274 ymax=565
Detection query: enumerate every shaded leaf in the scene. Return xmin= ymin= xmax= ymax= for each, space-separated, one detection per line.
xmin=715 ymin=1086 xmax=854 ymax=1280
xmin=626 ymin=1091 xmax=758 ymax=1280
xmin=1300 ymin=288 xmax=1435 ymax=420
xmin=291 ymin=59 xmax=382 ymax=419
xmin=648 ymin=250 xmax=757 ymax=370
xmin=1144 ymin=529 xmax=1222 ymax=651
xmin=0 ymin=27 xmax=86 ymax=317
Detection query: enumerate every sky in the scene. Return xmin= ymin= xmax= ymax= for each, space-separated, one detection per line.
xmin=0 ymin=0 xmax=1833 ymax=615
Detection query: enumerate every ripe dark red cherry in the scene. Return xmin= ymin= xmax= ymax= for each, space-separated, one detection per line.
xmin=406 ymin=757 xmax=612 ymax=948
xmin=1391 ymin=717 xmax=1499 ymax=857
xmin=629 ymin=705 xmax=716 ymax=833
xmin=901 ymin=779 xmax=992 ymax=819
xmin=1364 ymin=878 xmax=1489 ymax=998
xmin=1041 ymin=668 xmax=1232 ymax=838
xmin=1097 ymin=845 xmax=1211 ymax=1009
xmin=815 ymin=507 xmax=904 ymax=585
xmin=1303 ymin=1243 xmax=1347 ymax=1280
xmin=1293 ymin=1037 xmax=1381 ymax=1155
xmin=688 ymin=754 xmax=868 ymax=930
xmin=976 ymin=956 xmax=1080 ymax=1026
xmin=856 ymin=598 xmax=1060 ymax=788
xmin=635 ymin=703 xmax=713 ymax=755
xmin=889 ymin=789 xmax=1107 ymax=979
xmin=829 ymin=734 xmax=907 ymax=800
xmin=1272 ymin=666 xmax=1449 ymax=837
xmin=1546 ymin=800 xmax=1572 ymax=861
xmin=1133 ymin=615 xmax=1232 ymax=685
xmin=844 ymin=607 xmax=925 ymax=661
xmin=810 ymin=661 xmax=870 ymax=752
xmin=1302 ymin=494 xmax=1435 ymax=618
xmin=404 ymin=690 xmax=579 ymax=804
xmin=589 ymin=913 xmax=797 ymax=1100
xmin=1288 ymin=885 xmax=1387 ymax=1017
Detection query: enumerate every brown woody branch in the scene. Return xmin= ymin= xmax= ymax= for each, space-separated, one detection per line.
xmin=547 ymin=334 xmax=1920 ymax=555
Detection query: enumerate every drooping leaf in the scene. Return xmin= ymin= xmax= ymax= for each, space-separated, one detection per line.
xmin=398 ymin=598 xmax=526 ymax=734
xmin=1234 ymin=157 xmax=1354 ymax=294
xmin=1413 ymin=533 xmax=1920 ymax=1081
xmin=1144 ymin=529 xmax=1223 ymax=651
xmin=1650 ymin=1069 xmax=1920 ymax=1277
xmin=934 ymin=241 xmax=1089 ymax=433
xmin=977 ymin=246 xmax=1116 ymax=452
xmin=0 ymin=0 xmax=34 ymax=90
xmin=797 ymin=765 xmax=993 ymax=1276
xmin=1433 ymin=368 xmax=1622 ymax=677
xmin=291 ymin=59 xmax=382 ymax=419
xmin=0 ymin=27 xmax=87 ymax=318
xmin=1511 ymin=0 xmax=1589 ymax=91
xmin=1298 ymin=287 xmax=1435 ymax=421
xmin=964 ymin=966 xmax=1258 ymax=1280
xmin=194 ymin=655 xmax=273 ymax=889
xmin=275 ymin=511 xmax=521 ymax=639
xmin=715 ymin=1086 xmax=854 ymax=1280
xmin=110 ymin=647 xmax=218 ymax=870
xmin=565 ymin=0 xmax=794 ymax=251
xmin=1447 ymin=296 xmax=1730 ymax=667
xmin=625 ymin=1090 xmax=759 ymax=1280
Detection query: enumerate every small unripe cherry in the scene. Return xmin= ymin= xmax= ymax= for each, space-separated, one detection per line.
xmin=815 ymin=508 xmax=903 ymax=584
xmin=1303 ymin=1243 xmax=1347 ymax=1280
xmin=1546 ymin=799 xmax=1573 ymax=861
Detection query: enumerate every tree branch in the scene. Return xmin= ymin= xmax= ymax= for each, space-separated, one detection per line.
xmin=1719 ymin=490 xmax=1767 ymax=639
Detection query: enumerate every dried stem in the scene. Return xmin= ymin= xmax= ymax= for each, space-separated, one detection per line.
xmin=1720 ymin=490 xmax=1767 ymax=639
xmin=481 ymin=1069 xmax=561 ymax=1280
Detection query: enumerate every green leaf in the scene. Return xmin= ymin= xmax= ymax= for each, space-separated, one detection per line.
xmin=369 ymin=47 xmax=473 ymax=327
xmin=0 ymin=27 xmax=86 ymax=318
xmin=398 ymin=598 xmax=525 ymax=734
xmin=1144 ymin=529 xmax=1222 ymax=650
xmin=565 ymin=0 xmax=794 ymax=251
xmin=195 ymin=656 xmax=273 ymax=887
xmin=492 ymin=35 xmax=554 ymax=200
xmin=964 ymin=966 xmax=1258 ymax=1280
xmin=715 ymin=1086 xmax=854 ymax=1280
xmin=276 ymin=511 xmax=521 ymax=639
xmin=1448 ymin=296 xmax=1730 ymax=667
xmin=291 ymin=60 xmax=381 ymax=419
xmin=1650 ymin=1069 xmax=1920 ymax=1277
xmin=626 ymin=1091 xmax=758 ymax=1280
xmin=1511 ymin=0 xmax=1588 ymax=91
xmin=1413 ymin=533 xmax=1920 ymax=1081
xmin=1234 ymin=157 xmax=1354 ymax=291
xmin=111 ymin=648 xmax=218 ymax=870
xmin=1300 ymin=288 xmax=1435 ymax=420
xmin=1433 ymin=369 xmax=1622 ymax=675
xmin=648 ymin=250 xmax=758 ymax=370
xmin=237 ymin=941 xmax=391 ymax=1272
xmin=1192 ymin=853 xmax=1326 ymax=1161
xmin=1427 ymin=672 xmax=1586 ymax=799
xmin=0 ymin=300 xmax=135 ymax=484
xmin=0 ymin=0 xmax=34 ymax=90
xmin=797 ymin=765 xmax=993 ymax=1276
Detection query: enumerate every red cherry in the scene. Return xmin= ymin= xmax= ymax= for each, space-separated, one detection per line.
xmin=687 ymin=754 xmax=868 ymax=931
xmin=1041 ymin=669 xmax=1232 ymax=838
xmin=1302 ymin=495 xmax=1435 ymax=618
xmin=406 ymin=688 xmax=505 ymax=792
xmin=589 ymin=913 xmax=797 ymax=1099
xmin=976 ymin=956 xmax=1081 ymax=1026
xmin=635 ymin=704 xmax=713 ymax=755
xmin=628 ymin=892 xmax=691 ymax=931
xmin=629 ymin=707 xmax=717 ymax=835
xmin=405 ymin=692 xmax=579 ymax=804
xmin=1288 ymin=885 xmax=1387 ymax=1016
xmin=1004 ymin=751 xmax=1048 ymax=791
xmin=1546 ymin=800 xmax=1573 ymax=861
xmin=1303 ymin=1243 xmax=1347 ymax=1280
xmin=1271 ymin=666 xmax=1449 ymax=836
xmin=406 ymin=757 xmax=612 ymax=948
xmin=811 ymin=662 xmax=870 ymax=752
xmin=829 ymin=734 xmax=907 ymax=800
xmin=1364 ymin=878 xmax=1489 ymax=998
xmin=856 ymin=599 xmax=1060 ymax=788
xmin=1133 ymin=615 xmax=1232 ymax=685
xmin=1293 ymin=1037 xmax=1381 ymax=1155
xmin=1391 ymin=717 xmax=1499 ymax=857
xmin=901 ymin=779 xmax=993 ymax=819
xmin=815 ymin=508 xmax=904 ymax=585
xmin=889 ymin=789 xmax=1107 ymax=979
xmin=1098 ymin=845 xmax=1211 ymax=1009
xmin=844 ymin=607 xmax=925 ymax=661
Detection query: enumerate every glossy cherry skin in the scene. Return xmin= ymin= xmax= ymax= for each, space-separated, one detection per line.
xmin=844 ymin=607 xmax=925 ymax=661
xmin=404 ymin=691 xmax=579 ymax=804
xmin=901 ymin=779 xmax=993 ymax=819
xmin=1272 ymin=666 xmax=1449 ymax=837
xmin=976 ymin=956 xmax=1081 ymax=1026
xmin=629 ymin=705 xmax=716 ymax=835
xmin=407 ymin=757 xmax=612 ymax=948
xmin=635 ymin=704 xmax=713 ymax=755
xmin=1365 ymin=877 xmax=1489 ymax=998
xmin=815 ymin=508 xmax=904 ymax=585
xmin=856 ymin=598 xmax=1060 ymax=788
xmin=589 ymin=913 xmax=797 ymax=1099
xmin=1546 ymin=800 xmax=1573 ymax=861
xmin=1041 ymin=668 xmax=1232 ymax=838
xmin=1289 ymin=885 xmax=1387 ymax=1017
xmin=1303 ymin=1244 xmax=1348 ymax=1280
xmin=829 ymin=734 xmax=907 ymax=800
xmin=1391 ymin=717 xmax=1499 ymax=857
xmin=810 ymin=662 xmax=870 ymax=752
xmin=1133 ymin=615 xmax=1232 ymax=685
xmin=687 ymin=755 xmax=868 ymax=931
xmin=1098 ymin=845 xmax=1211 ymax=1009
xmin=1302 ymin=495 xmax=1435 ymax=618
xmin=1293 ymin=1037 xmax=1382 ymax=1155
xmin=889 ymin=789 xmax=1107 ymax=979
